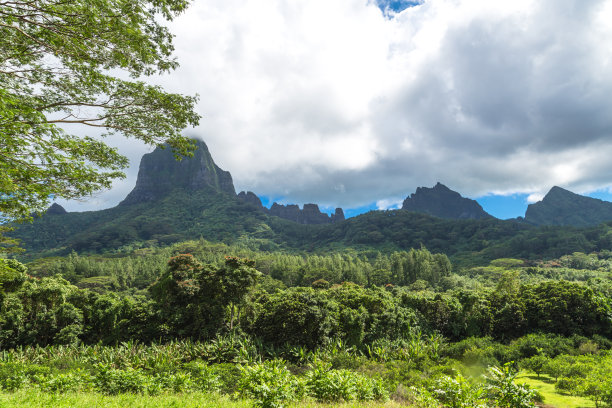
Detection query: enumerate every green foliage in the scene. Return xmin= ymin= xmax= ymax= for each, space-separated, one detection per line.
xmin=0 ymin=258 xmax=27 ymax=293
xmin=520 ymin=355 xmax=548 ymax=377
xmin=304 ymin=361 xmax=388 ymax=402
xmin=182 ymin=362 xmax=221 ymax=392
xmin=485 ymin=363 xmax=536 ymax=408
xmin=93 ymin=364 xmax=149 ymax=395
xmin=433 ymin=364 xmax=537 ymax=408
xmin=39 ymin=370 xmax=91 ymax=393
xmin=0 ymin=0 xmax=199 ymax=223
xmin=238 ymin=360 xmax=300 ymax=408
xmin=0 ymin=363 xmax=30 ymax=391
xmin=521 ymin=281 xmax=611 ymax=338
xmin=433 ymin=373 xmax=487 ymax=408
xmin=251 ymin=287 xmax=339 ymax=349
xmin=150 ymin=254 xmax=261 ymax=339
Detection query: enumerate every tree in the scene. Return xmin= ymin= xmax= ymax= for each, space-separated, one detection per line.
xmin=150 ymin=254 xmax=261 ymax=338
xmin=200 ymin=256 xmax=261 ymax=330
xmin=520 ymin=355 xmax=548 ymax=378
xmin=0 ymin=257 xmax=27 ymax=302
xmin=0 ymin=0 xmax=200 ymax=224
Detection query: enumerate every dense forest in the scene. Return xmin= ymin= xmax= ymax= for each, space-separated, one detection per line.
xmin=12 ymin=187 xmax=612 ymax=270
xmin=1 ymin=239 xmax=611 ymax=407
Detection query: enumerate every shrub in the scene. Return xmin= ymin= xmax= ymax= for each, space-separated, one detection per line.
xmin=433 ymin=374 xmax=487 ymax=408
xmin=39 ymin=370 xmax=90 ymax=393
xmin=93 ymin=364 xmax=149 ymax=395
xmin=150 ymin=371 xmax=193 ymax=394
xmin=304 ymin=362 xmax=388 ymax=403
xmin=520 ymin=355 xmax=548 ymax=377
xmin=485 ymin=363 xmax=536 ymax=408
xmin=238 ymin=360 xmax=300 ymax=408
xmin=0 ymin=363 xmax=29 ymax=391
xmin=211 ymin=363 xmax=242 ymax=394
xmin=555 ymin=376 xmax=579 ymax=393
xmin=183 ymin=361 xmax=221 ymax=392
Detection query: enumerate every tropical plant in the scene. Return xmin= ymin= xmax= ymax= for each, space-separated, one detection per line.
xmin=485 ymin=363 xmax=536 ymax=408
xmin=238 ymin=360 xmax=300 ymax=408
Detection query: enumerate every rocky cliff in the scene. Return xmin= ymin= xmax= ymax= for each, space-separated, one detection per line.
xmin=268 ymin=202 xmax=344 ymax=225
xmin=237 ymin=191 xmax=263 ymax=208
xmin=402 ymin=182 xmax=491 ymax=220
xmin=120 ymin=139 xmax=235 ymax=206
xmin=238 ymin=193 xmax=344 ymax=225
xmin=524 ymin=186 xmax=612 ymax=226
xmin=45 ymin=203 xmax=67 ymax=215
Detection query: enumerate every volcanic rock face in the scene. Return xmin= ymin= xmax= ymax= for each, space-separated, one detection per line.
xmin=120 ymin=139 xmax=235 ymax=206
xmin=237 ymin=191 xmax=263 ymax=208
xmin=239 ymin=191 xmax=345 ymax=225
xmin=524 ymin=186 xmax=612 ymax=226
xmin=267 ymin=202 xmax=344 ymax=224
xmin=402 ymin=182 xmax=491 ymax=220
xmin=46 ymin=203 xmax=67 ymax=215
xmin=331 ymin=208 xmax=345 ymax=223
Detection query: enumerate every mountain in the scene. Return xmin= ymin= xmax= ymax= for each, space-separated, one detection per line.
xmin=401 ymin=182 xmax=491 ymax=220
xmin=237 ymin=191 xmax=344 ymax=224
xmin=10 ymin=139 xmax=343 ymax=257
xmin=45 ymin=203 xmax=67 ymax=215
xmin=120 ymin=140 xmax=235 ymax=205
xmin=524 ymin=186 xmax=612 ymax=226
xmin=13 ymin=140 xmax=612 ymax=262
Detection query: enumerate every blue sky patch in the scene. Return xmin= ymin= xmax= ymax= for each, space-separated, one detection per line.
xmin=375 ymin=0 xmax=422 ymax=14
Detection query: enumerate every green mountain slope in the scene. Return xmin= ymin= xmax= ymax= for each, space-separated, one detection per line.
xmin=525 ymin=186 xmax=612 ymax=226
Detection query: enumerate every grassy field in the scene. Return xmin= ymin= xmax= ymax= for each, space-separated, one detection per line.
xmin=0 ymin=390 xmax=406 ymax=408
xmin=516 ymin=373 xmax=595 ymax=408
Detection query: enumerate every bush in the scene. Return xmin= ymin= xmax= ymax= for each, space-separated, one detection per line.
xmin=93 ymin=364 xmax=149 ymax=395
xmin=211 ymin=363 xmax=242 ymax=394
xmin=238 ymin=360 xmax=301 ymax=408
xmin=485 ymin=364 xmax=536 ymax=408
xmin=183 ymin=361 xmax=221 ymax=392
xmin=150 ymin=371 xmax=193 ymax=394
xmin=304 ymin=362 xmax=388 ymax=403
xmin=433 ymin=374 xmax=487 ymax=408
xmin=555 ymin=376 xmax=579 ymax=393
xmin=0 ymin=363 xmax=29 ymax=391
xmin=39 ymin=370 xmax=90 ymax=393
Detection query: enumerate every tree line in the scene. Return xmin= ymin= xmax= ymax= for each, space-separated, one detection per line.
xmin=1 ymin=253 xmax=610 ymax=349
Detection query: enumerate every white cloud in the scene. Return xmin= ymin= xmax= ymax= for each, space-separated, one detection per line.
xmin=60 ymin=0 xmax=612 ymax=212
xmin=376 ymin=197 xmax=404 ymax=210
xmin=527 ymin=193 xmax=544 ymax=204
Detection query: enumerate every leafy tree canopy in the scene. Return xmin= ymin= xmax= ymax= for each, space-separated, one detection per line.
xmin=0 ymin=0 xmax=200 ymax=222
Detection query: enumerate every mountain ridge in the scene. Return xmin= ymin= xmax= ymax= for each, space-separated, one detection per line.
xmin=524 ymin=186 xmax=612 ymax=226
xmin=10 ymin=138 xmax=612 ymax=260
xmin=402 ymin=182 xmax=492 ymax=220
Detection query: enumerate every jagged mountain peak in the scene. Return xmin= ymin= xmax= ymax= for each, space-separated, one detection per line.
xmin=402 ymin=183 xmax=491 ymax=220
xmin=524 ymin=186 xmax=612 ymax=226
xmin=120 ymin=139 xmax=235 ymax=206
xmin=45 ymin=203 xmax=67 ymax=215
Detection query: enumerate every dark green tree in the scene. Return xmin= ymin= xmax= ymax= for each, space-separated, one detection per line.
xmin=1 ymin=0 xmax=200 ymax=225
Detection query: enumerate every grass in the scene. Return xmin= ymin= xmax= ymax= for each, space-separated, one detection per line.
xmin=0 ymin=390 xmax=405 ymax=408
xmin=516 ymin=373 xmax=595 ymax=408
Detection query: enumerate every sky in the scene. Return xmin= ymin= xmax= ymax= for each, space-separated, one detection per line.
xmin=58 ymin=0 xmax=612 ymax=220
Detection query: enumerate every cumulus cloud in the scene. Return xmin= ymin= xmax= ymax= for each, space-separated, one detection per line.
xmin=60 ymin=0 xmax=612 ymax=212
